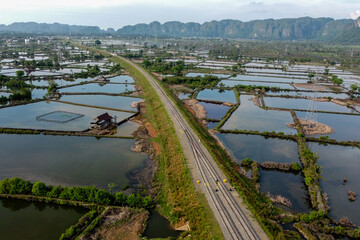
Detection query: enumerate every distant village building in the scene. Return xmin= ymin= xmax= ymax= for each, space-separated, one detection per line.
xmin=90 ymin=113 xmax=116 ymax=129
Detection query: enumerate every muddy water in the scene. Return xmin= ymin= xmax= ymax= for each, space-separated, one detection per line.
xmin=309 ymin=143 xmax=360 ymax=225
xmin=0 ymin=134 xmax=148 ymax=189
xmin=143 ymin=210 xmax=181 ymax=239
xmin=216 ymin=133 xmax=310 ymax=213
xmin=222 ymin=95 xmax=297 ymax=134
xmin=197 ymin=89 xmax=236 ymax=103
xmin=0 ymin=198 xmax=86 ymax=240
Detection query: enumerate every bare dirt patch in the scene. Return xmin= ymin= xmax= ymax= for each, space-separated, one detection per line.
xmin=251 ymin=96 xmax=260 ymax=107
xmin=82 ymin=207 xmax=149 ymax=240
xmin=293 ymin=83 xmax=330 ymax=91
xmin=183 ymin=99 xmax=207 ymax=119
xmin=287 ymin=118 xmax=333 ymax=135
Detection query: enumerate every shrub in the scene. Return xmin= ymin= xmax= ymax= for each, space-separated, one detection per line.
xmin=32 ymin=182 xmax=47 ymax=196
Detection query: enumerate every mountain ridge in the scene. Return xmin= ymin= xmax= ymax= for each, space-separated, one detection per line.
xmin=0 ymin=17 xmax=359 ymax=42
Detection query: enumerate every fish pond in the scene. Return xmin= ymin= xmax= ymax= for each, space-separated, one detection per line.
xmin=199 ymin=102 xmax=230 ymax=120
xmin=60 ymin=94 xmax=140 ymax=112
xmin=197 ymin=89 xmax=236 ymax=103
xmin=216 ymin=134 xmax=300 ymax=164
xmin=264 ymin=97 xmax=357 ymax=113
xmin=222 ymin=95 xmax=297 ymax=134
xmin=229 ymin=74 xmax=307 ymax=84
xmin=109 ymin=75 xmax=135 ymax=84
xmin=308 ymin=143 xmax=360 ymax=225
xmin=0 ymin=134 xmax=148 ymax=189
xmin=59 ymin=83 xmax=135 ymax=94
xmin=219 ymin=80 xmax=294 ymax=89
xmin=0 ymin=198 xmax=86 ymax=240
xmin=0 ymin=101 xmax=133 ymax=131
xmin=296 ymin=111 xmax=360 ymax=141
xmin=266 ymin=91 xmax=350 ymax=99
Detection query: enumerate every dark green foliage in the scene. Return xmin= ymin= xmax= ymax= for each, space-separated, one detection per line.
xmin=0 ymin=178 xmax=154 ymax=209
xmin=300 ymin=210 xmax=324 ymax=223
xmin=31 ymin=181 xmax=47 ymax=196
xmin=59 ymin=209 xmax=101 ymax=240
xmin=16 ymin=70 xmax=25 ymax=79
xmin=0 ymin=177 xmax=32 ymax=194
xmin=109 ymin=63 xmax=121 ymax=73
xmin=8 ymin=88 xmax=31 ymax=101
xmin=0 ymin=95 xmax=8 ymax=103
xmin=292 ymin=163 xmax=302 ymax=171
xmin=143 ymin=59 xmax=185 ymax=76
xmin=48 ymin=83 xmax=58 ymax=92
xmin=5 ymin=79 xmax=28 ymax=89
xmin=241 ymin=157 xmax=252 ymax=166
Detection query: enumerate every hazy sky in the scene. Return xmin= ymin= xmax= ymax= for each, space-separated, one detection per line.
xmin=1 ymin=0 xmax=360 ymax=29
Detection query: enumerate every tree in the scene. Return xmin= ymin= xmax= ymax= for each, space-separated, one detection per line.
xmin=16 ymin=70 xmax=25 ymax=80
xmin=115 ymin=192 xmax=127 ymax=206
xmin=308 ymin=72 xmax=315 ymax=81
xmin=350 ymin=84 xmax=359 ymax=91
xmin=324 ymin=68 xmax=329 ymax=75
xmin=95 ymin=40 xmax=101 ymax=46
xmin=32 ymin=181 xmax=47 ymax=196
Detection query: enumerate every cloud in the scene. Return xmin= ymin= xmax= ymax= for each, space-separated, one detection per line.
xmin=350 ymin=10 xmax=360 ymax=19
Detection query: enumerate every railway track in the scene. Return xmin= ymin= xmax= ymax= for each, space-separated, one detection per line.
xmin=122 ymin=57 xmax=262 ymax=240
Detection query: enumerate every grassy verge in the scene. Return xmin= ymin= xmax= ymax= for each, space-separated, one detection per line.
xmin=105 ymin=55 xmax=224 ymax=239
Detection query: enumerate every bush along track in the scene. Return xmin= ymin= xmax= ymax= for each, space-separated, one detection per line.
xmin=73 ymin=45 xmax=225 ymax=239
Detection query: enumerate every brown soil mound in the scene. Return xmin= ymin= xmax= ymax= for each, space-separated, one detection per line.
xmin=251 ymin=96 xmax=260 ymax=107
xmin=183 ymin=99 xmax=207 ymax=119
xmin=82 ymin=208 xmax=149 ymax=240
xmin=293 ymin=83 xmax=328 ymax=91
xmin=287 ymin=118 xmax=333 ymax=135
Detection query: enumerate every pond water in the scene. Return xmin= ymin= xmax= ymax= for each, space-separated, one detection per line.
xmin=59 ymin=83 xmax=135 ymax=94
xmin=248 ymin=72 xmax=308 ymax=79
xmin=260 ymin=169 xmax=311 ymax=213
xmin=197 ymin=89 xmax=236 ymax=103
xmin=230 ymin=74 xmax=307 ymax=83
xmin=108 ymin=75 xmax=135 ymax=84
xmin=263 ymin=97 xmax=356 ymax=113
xmin=60 ymin=95 xmax=140 ymax=112
xmin=31 ymin=88 xmax=48 ymax=99
xmin=114 ymin=121 xmax=140 ymax=137
xmin=143 ymin=210 xmax=181 ymax=239
xmin=0 ymin=134 xmax=148 ymax=189
xmin=27 ymin=77 xmax=94 ymax=87
xmin=222 ymin=95 xmax=297 ymax=134
xmin=308 ymin=143 xmax=360 ymax=225
xmin=69 ymin=62 xmax=108 ymax=67
xmin=246 ymin=68 xmax=308 ymax=77
xmin=0 ymin=101 xmax=133 ymax=131
xmin=0 ymin=92 xmax=11 ymax=97
xmin=266 ymin=91 xmax=349 ymax=99
xmin=199 ymin=102 xmax=230 ymax=120
xmin=296 ymin=111 xmax=360 ymax=141
xmin=0 ymin=198 xmax=87 ymax=240
xmin=216 ymin=134 xmax=300 ymax=164
xmin=178 ymin=92 xmax=191 ymax=100
xmin=206 ymin=121 xmax=219 ymax=129
xmin=185 ymin=72 xmax=230 ymax=79
xmin=219 ymin=80 xmax=294 ymax=89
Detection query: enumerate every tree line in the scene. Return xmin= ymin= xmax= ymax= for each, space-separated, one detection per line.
xmin=0 ymin=177 xmax=154 ymax=209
